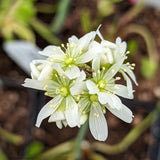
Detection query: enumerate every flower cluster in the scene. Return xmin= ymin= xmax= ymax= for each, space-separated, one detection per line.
xmin=23 ymin=27 xmax=138 ymax=141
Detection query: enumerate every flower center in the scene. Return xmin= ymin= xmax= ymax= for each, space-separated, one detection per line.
xmin=65 ymin=57 xmax=74 ymax=65
xmin=60 ymin=87 xmax=69 ymax=97
xmin=98 ymin=80 xmax=106 ymax=89
xmin=90 ymin=94 xmax=98 ymax=102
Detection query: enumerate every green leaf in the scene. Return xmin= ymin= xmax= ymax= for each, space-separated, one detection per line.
xmin=0 ymin=149 xmax=8 ymax=160
xmin=23 ymin=141 xmax=44 ymax=159
xmin=127 ymin=40 xmax=139 ymax=57
xmin=14 ymin=0 xmax=36 ymax=24
xmin=140 ymin=57 xmax=158 ymax=79
xmin=81 ymin=9 xmax=92 ymax=33
xmin=97 ymin=0 xmax=114 ymax=17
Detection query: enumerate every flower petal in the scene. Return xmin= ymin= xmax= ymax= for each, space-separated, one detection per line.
xmin=22 ymin=78 xmax=45 ymax=90
xmin=68 ymin=35 xmax=78 ymax=44
xmin=89 ymin=102 xmax=108 ymax=141
xmin=86 ymin=80 xmax=99 ymax=94
xmin=38 ymin=64 xmax=53 ymax=81
xmin=92 ymin=57 xmax=100 ymax=71
xmin=101 ymin=40 xmax=116 ymax=49
xmin=65 ymin=65 xmax=80 ymax=79
xmin=106 ymin=103 xmax=133 ymax=123
xmin=98 ymin=92 xmax=122 ymax=110
xmin=48 ymin=111 xmax=65 ymax=122
xmin=56 ymin=121 xmax=63 ymax=129
xmin=78 ymin=31 xmax=96 ymax=51
xmin=103 ymin=58 xmax=124 ymax=81
xmin=35 ymin=95 xmax=63 ymax=127
xmin=107 ymin=84 xmax=134 ymax=99
xmin=70 ymin=71 xmax=86 ymax=95
xmin=121 ymin=64 xmax=138 ymax=86
xmin=39 ymin=45 xmax=64 ymax=57
xmin=65 ymin=96 xmax=78 ymax=127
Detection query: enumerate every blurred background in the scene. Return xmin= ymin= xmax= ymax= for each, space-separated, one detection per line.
xmin=0 ymin=0 xmax=160 ymax=160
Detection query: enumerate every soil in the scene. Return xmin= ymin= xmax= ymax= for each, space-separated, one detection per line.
xmin=0 ymin=0 xmax=160 ymax=160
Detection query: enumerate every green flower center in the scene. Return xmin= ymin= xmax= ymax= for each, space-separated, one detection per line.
xmin=65 ymin=57 xmax=74 ymax=65
xmin=60 ymin=87 xmax=69 ymax=97
xmin=98 ymin=80 xmax=106 ymax=89
xmin=90 ymin=94 xmax=98 ymax=102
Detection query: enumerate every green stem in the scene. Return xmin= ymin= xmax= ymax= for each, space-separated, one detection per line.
xmin=75 ymin=121 xmax=89 ymax=160
xmin=36 ymin=3 xmax=58 ymax=14
xmin=118 ymin=0 xmax=146 ymax=28
xmin=0 ymin=125 xmax=24 ymax=145
xmin=50 ymin=0 xmax=71 ymax=33
xmin=92 ymin=103 xmax=160 ymax=155
xmin=34 ymin=140 xmax=74 ymax=160
xmin=120 ymin=24 xmax=158 ymax=61
xmin=30 ymin=18 xmax=61 ymax=45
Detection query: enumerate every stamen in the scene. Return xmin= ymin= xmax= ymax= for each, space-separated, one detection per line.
xmin=116 ymin=77 xmax=121 ymax=80
xmin=43 ymin=84 xmax=48 ymax=90
xmin=111 ymin=69 xmax=115 ymax=73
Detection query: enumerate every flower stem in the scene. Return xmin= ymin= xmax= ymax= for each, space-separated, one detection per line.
xmin=0 ymin=125 xmax=24 ymax=145
xmin=75 ymin=121 xmax=89 ymax=160
xmin=92 ymin=102 xmax=160 ymax=155
xmin=34 ymin=140 xmax=74 ymax=160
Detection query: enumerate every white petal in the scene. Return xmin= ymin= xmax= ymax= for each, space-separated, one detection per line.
xmin=89 ymin=102 xmax=108 ymax=141
xmin=106 ymin=103 xmax=133 ymax=123
xmin=22 ymin=78 xmax=45 ymax=90
xmin=38 ymin=64 xmax=53 ymax=81
xmin=39 ymin=45 xmax=64 ymax=56
xmin=107 ymin=84 xmax=133 ymax=99
xmin=116 ymin=37 xmax=122 ymax=45
xmin=62 ymin=120 xmax=68 ymax=127
xmin=86 ymin=80 xmax=99 ymax=94
xmin=65 ymin=96 xmax=78 ymax=127
xmin=92 ymin=57 xmax=100 ymax=71
xmin=30 ymin=62 xmax=40 ymax=79
xmin=121 ymin=64 xmax=138 ymax=86
xmin=98 ymin=92 xmax=122 ymax=110
xmin=70 ymin=71 xmax=86 ymax=95
xmin=35 ymin=95 xmax=63 ymax=127
xmin=52 ymin=63 xmax=65 ymax=75
xmin=80 ymin=114 xmax=88 ymax=125
xmin=65 ymin=65 xmax=80 ymax=79
xmin=103 ymin=58 xmax=124 ymax=81
xmin=96 ymin=25 xmax=104 ymax=40
xmin=101 ymin=40 xmax=116 ymax=49
xmin=78 ymin=31 xmax=96 ymax=51
xmin=68 ymin=35 xmax=78 ymax=44
xmin=121 ymin=71 xmax=135 ymax=98
xmin=48 ymin=111 xmax=65 ymax=122
xmin=56 ymin=121 xmax=63 ymax=129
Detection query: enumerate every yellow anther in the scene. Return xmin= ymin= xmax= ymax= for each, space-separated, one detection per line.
xmin=102 ymin=67 xmax=105 ymax=70
xmin=114 ymin=85 xmax=119 ymax=89
xmin=125 ymin=56 xmax=128 ymax=59
xmin=96 ymin=114 xmax=99 ymax=118
xmin=51 ymin=55 xmax=54 ymax=58
xmin=132 ymin=63 xmax=135 ymax=66
xmin=111 ymin=69 xmax=115 ymax=73
xmin=44 ymin=92 xmax=48 ymax=96
xmin=50 ymin=105 xmax=56 ymax=108
xmin=61 ymin=44 xmax=65 ymax=48
xmin=116 ymin=77 xmax=121 ymax=80
xmin=126 ymin=62 xmax=130 ymax=65
xmin=79 ymin=108 xmax=82 ymax=111
xmin=43 ymin=84 xmax=48 ymax=90
xmin=68 ymin=65 xmax=72 ymax=68
xmin=97 ymin=70 xmax=100 ymax=74
xmin=82 ymin=111 xmax=85 ymax=114
xmin=78 ymin=104 xmax=81 ymax=108
xmin=93 ymin=113 xmax=97 ymax=117
xmin=126 ymin=51 xmax=130 ymax=54
xmin=50 ymin=59 xmax=54 ymax=62
xmin=120 ymin=50 xmax=123 ymax=54
xmin=123 ymin=69 xmax=127 ymax=72
xmin=66 ymin=106 xmax=69 ymax=110
xmin=119 ymin=45 xmax=122 ymax=48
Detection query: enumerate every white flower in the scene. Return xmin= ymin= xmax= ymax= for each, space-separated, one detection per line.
xmin=38 ymin=29 xmax=101 ymax=79
xmin=22 ymin=70 xmax=86 ymax=128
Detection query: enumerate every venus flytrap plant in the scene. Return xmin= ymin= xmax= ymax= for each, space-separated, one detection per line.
xmin=23 ymin=26 xmax=137 ymax=142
